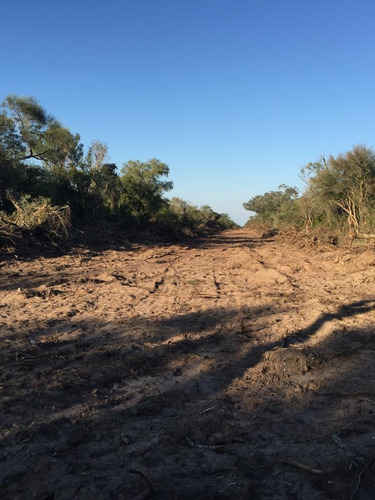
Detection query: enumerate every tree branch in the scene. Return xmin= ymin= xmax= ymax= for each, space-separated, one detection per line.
xmin=19 ymin=149 xmax=53 ymax=161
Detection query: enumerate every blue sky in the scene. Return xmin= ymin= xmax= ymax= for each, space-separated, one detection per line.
xmin=1 ymin=0 xmax=375 ymax=225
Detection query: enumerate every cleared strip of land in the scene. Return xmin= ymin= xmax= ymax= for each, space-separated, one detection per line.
xmin=1 ymin=229 xmax=374 ymax=499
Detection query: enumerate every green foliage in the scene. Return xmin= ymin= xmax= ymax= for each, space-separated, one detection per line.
xmin=70 ymin=141 xmax=122 ymax=219
xmin=120 ymin=159 xmax=173 ymax=225
xmin=243 ymin=185 xmax=299 ymax=227
xmin=0 ymin=113 xmax=23 ymax=159
xmin=0 ymin=93 xmax=237 ymax=245
xmin=1 ymin=95 xmax=85 ymax=213
xmin=156 ymin=197 xmax=238 ymax=236
xmin=3 ymin=95 xmax=56 ymax=162
xmin=0 ymin=132 xmax=48 ymax=212
xmin=244 ymin=145 xmax=375 ymax=237
xmin=303 ymin=146 xmax=375 ymax=232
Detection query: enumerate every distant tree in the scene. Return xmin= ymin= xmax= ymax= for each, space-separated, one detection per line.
xmin=120 ymin=159 xmax=173 ymax=225
xmin=82 ymin=141 xmax=112 ymax=217
xmin=97 ymin=163 xmax=122 ymax=214
xmin=169 ymin=197 xmax=192 ymax=226
xmin=216 ymin=212 xmax=239 ymax=230
xmin=162 ymin=197 xmax=237 ymax=235
xmin=243 ymin=185 xmax=299 ymax=226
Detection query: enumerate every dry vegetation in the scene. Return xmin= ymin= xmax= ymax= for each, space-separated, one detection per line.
xmin=0 ymin=196 xmax=71 ymax=251
xmin=1 ymin=228 xmax=375 ymax=499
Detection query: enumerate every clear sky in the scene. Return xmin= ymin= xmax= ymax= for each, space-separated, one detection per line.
xmin=1 ymin=0 xmax=375 ymax=225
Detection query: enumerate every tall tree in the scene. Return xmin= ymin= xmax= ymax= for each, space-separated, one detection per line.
xmin=0 ymin=105 xmax=47 ymax=209
xmin=1 ymin=95 xmax=84 ymax=208
xmin=120 ymin=159 xmax=173 ymax=224
xmin=79 ymin=142 xmax=121 ymax=217
xmin=1 ymin=95 xmax=83 ymax=170
xmin=303 ymin=146 xmax=375 ymax=233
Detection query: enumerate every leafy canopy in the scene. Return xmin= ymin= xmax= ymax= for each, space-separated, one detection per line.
xmin=120 ymin=159 xmax=173 ymax=222
xmin=243 ymin=185 xmax=299 ymax=226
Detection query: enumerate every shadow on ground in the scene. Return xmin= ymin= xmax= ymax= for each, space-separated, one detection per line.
xmin=1 ymin=297 xmax=375 ymax=499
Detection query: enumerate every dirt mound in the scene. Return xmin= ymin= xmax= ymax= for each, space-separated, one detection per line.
xmin=1 ymin=229 xmax=375 ymax=498
xmin=262 ymin=346 xmax=324 ymax=377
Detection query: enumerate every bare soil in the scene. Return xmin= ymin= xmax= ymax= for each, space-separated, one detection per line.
xmin=1 ymin=229 xmax=374 ymax=499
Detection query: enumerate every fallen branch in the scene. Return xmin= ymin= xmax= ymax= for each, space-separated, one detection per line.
xmin=200 ymin=404 xmax=217 ymax=415
xmin=185 ymin=437 xmax=219 ymax=450
xmin=349 ymin=232 xmax=375 ymax=248
xmin=352 ymin=233 xmax=375 ymax=240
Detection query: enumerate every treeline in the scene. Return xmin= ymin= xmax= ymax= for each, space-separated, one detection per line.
xmin=243 ymin=145 xmax=375 ymax=238
xmin=0 ymin=95 xmax=237 ymax=247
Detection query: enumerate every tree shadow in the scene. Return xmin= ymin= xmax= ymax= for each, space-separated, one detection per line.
xmin=188 ymin=233 xmax=271 ymax=250
xmin=1 ymin=299 xmax=375 ymax=498
xmin=1 ymin=229 xmax=265 ymax=271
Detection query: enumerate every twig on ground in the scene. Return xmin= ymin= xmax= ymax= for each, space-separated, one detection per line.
xmin=280 ymin=458 xmax=322 ymax=475
xmin=168 ymin=260 xmax=181 ymax=278
xmin=200 ymin=404 xmax=217 ymax=415
xmin=185 ymin=437 xmax=219 ymax=450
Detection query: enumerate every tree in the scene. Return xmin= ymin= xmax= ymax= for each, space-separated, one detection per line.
xmin=1 ymin=95 xmax=51 ymax=162
xmin=0 ymin=113 xmax=23 ymax=160
xmin=0 ymin=105 xmax=48 ymax=210
xmin=1 ymin=93 xmax=236 ymax=239
xmin=1 ymin=95 xmax=82 ymax=168
xmin=1 ymin=94 xmax=83 ymax=173
xmin=163 ymin=198 xmax=237 ymax=235
xmin=243 ymin=185 xmax=299 ymax=226
xmin=62 ymin=141 xmax=121 ymax=220
xmin=1 ymin=95 xmax=84 ymax=209
xmin=303 ymin=146 xmax=375 ymax=233
xmin=120 ymin=159 xmax=173 ymax=225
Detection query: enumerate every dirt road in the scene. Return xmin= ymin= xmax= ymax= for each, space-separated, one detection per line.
xmin=1 ymin=229 xmax=374 ymax=498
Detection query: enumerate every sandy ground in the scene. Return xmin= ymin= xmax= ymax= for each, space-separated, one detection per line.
xmin=1 ymin=228 xmax=374 ymax=499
